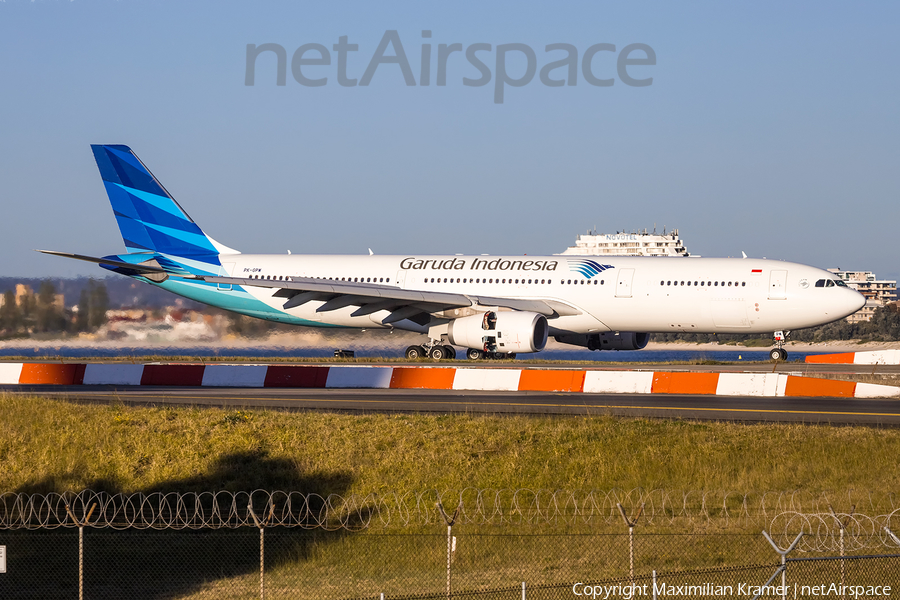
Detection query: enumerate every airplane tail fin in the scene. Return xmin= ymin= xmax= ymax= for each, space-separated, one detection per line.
xmin=90 ymin=145 xmax=238 ymax=260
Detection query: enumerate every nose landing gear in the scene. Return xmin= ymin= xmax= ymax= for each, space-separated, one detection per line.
xmin=770 ymin=330 xmax=790 ymax=361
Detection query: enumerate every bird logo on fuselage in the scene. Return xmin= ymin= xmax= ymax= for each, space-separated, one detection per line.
xmin=567 ymin=259 xmax=615 ymax=279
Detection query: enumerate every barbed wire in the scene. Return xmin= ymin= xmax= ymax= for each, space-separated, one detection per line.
xmin=769 ymin=509 xmax=900 ymax=552
xmin=1 ymin=488 xmax=898 ymax=531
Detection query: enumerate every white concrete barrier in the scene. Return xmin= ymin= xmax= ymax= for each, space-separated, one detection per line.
xmin=583 ymin=371 xmax=653 ymax=394
xmin=452 ymin=368 xmax=521 ymax=391
xmin=854 ymin=350 xmax=900 ymax=365
xmin=715 ymin=373 xmax=786 ymax=397
xmin=82 ymin=364 xmax=145 ymax=386
xmin=202 ymin=365 xmax=268 ymax=388
xmin=0 ymin=363 xmax=23 ymax=384
xmin=854 ymin=382 xmax=900 ymax=398
xmin=325 ymin=366 xmax=394 ymax=389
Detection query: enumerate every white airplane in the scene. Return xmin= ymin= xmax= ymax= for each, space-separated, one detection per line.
xmin=40 ymin=145 xmax=865 ymax=361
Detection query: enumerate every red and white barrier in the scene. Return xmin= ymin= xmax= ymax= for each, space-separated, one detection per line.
xmin=806 ymin=349 xmax=900 ymax=365
xmin=1 ymin=362 xmax=897 ymax=398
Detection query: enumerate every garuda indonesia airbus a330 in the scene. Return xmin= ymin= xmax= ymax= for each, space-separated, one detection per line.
xmin=41 ymin=145 xmax=865 ymax=362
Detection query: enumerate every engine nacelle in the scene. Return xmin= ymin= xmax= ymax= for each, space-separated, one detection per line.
xmin=448 ymin=311 xmax=549 ymax=353
xmin=554 ymin=331 xmax=650 ymax=351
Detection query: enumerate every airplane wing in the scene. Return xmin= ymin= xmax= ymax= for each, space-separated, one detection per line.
xmin=201 ymin=275 xmax=581 ymax=323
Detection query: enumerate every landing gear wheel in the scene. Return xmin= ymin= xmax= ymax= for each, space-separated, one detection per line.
xmin=443 ymin=345 xmax=457 ymax=359
xmin=506 ymin=353 xmax=516 ymax=360
xmin=770 ymin=348 xmax=788 ymax=361
xmin=429 ymin=346 xmax=447 ymax=360
xmin=466 ymin=348 xmax=484 ymax=360
xmin=490 ymin=352 xmax=506 ymax=360
xmin=406 ymin=345 xmax=426 ymax=360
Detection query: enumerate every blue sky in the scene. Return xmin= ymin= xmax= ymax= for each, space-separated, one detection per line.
xmin=2 ymin=1 xmax=898 ymax=281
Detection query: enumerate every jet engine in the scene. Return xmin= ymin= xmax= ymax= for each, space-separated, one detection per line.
xmin=448 ymin=311 xmax=549 ymax=353
xmin=554 ymin=331 xmax=650 ymax=351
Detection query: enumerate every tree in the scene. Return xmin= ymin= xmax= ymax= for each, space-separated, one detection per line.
xmin=0 ymin=290 xmax=20 ymax=333
xmin=89 ymin=280 xmax=109 ymax=329
xmin=75 ymin=288 xmax=90 ymax=332
xmin=74 ymin=280 xmax=110 ymax=332
xmin=35 ymin=280 xmax=66 ymax=333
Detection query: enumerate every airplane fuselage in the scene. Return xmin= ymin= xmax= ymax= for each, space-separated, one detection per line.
xmin=154 ymin=253 xmax=865 ymax=336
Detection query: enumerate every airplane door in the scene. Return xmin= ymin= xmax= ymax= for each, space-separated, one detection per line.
xmin=769 ymin=270 xmax=787 ymax=300
xmin=616 ymin=268 xmax=635 ymax=298
xmin=396 ymin=270 xmax=407 ymax=289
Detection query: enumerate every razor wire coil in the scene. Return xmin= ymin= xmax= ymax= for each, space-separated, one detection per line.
xmin=1 ymin=488 xmax=899 ymax=533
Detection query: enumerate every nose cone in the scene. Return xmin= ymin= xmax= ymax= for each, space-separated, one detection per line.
xmin=841 ymin=289 xmax=867 ymax=319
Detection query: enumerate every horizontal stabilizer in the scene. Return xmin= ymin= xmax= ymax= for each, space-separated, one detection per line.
xmin=36 ymin=250 xmax=170 ymax=273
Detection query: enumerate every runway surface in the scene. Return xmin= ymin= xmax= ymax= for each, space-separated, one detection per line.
xmin=6 ymin=385 xmax=900 ymax=425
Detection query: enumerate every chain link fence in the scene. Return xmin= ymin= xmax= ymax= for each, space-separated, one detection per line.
xmin=2 ymin=490 xmax=900 ymax=599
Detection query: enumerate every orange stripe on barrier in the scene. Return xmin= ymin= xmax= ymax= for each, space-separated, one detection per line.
xmin=784 ymin=376 xmax=857 ymax=398
xmin=389 ymin=367 xmax=456 ymax=390
xmin=18 ymin=363 xmax=82 ymax=385
xmin=651 ymin=372 xmax=720 ymax=395
xmin=805 ymin=353 xmax=856 ymax=364
xmin=518 ymin=370 xmax=586 ymax=392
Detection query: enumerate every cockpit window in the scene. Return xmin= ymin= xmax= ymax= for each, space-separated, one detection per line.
xmin=815 ymin=279 xmax=826 ymax=287
xmin=826 ymin=280 xmax=835 ymax=287
xmin=834 ymin=279 xmax=848 ymax=287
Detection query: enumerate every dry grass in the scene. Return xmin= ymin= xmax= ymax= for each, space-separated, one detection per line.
xmin=2 ymin=393 xmax=900 ymax=497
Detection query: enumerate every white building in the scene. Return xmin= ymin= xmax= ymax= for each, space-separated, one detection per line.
xmin=558 ymin=228 xmax=691 ymax=257
xmin=827 ymin=269 xmax=897 ymax=323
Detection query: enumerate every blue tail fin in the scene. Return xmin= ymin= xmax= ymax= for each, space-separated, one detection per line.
xmin=91 ymin=145 xmax=237 ymax=261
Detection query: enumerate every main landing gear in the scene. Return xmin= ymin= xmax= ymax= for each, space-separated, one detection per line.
xmin=466 ymin=349 xmax=516 ymax=361
xmin=404 ymin=344 xmax=515 ymax=361
xmin=405 ymin=342 xmax=457 ymax=361
xmin=769 ymin=330 xmax=789 ymax=361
